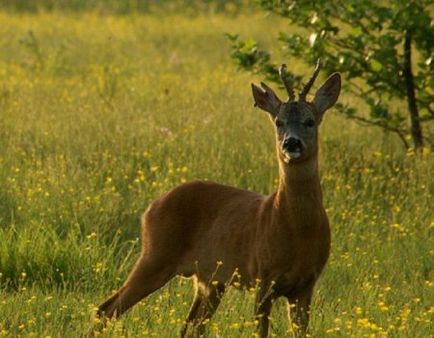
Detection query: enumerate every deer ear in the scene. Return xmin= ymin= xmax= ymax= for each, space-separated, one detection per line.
xmin=251 ymin=82 xmax=282 ymax=117
xmin=312 ymin=73 xmax=341 ymax=116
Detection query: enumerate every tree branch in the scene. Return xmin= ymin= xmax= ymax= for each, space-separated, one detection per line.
xmin=347 ymin=115 xmax=410 ymax=149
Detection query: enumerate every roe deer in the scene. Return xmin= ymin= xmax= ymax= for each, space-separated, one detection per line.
xmin=97 ymin=62 xmax=341 ymax=338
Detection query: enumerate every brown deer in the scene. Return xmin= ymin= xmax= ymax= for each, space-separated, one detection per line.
xmin=97 ymin=62 xmax=341 ymax=338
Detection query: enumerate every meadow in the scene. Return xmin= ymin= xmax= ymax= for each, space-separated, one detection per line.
xmin=0 ymin=7 xmax=433 ymax=338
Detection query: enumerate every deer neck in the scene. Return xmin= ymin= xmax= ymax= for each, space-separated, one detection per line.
xmin=274 ymin=153 xmax=323 ymax=216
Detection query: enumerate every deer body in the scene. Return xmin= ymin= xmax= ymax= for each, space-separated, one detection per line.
xmin=97 ymin=64 xmax=341 ymax=337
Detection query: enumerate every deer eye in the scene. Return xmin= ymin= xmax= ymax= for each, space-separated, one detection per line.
xmin=275 ymin=119 xmax=283 ymax=128
xmin=304 ymin=119 xmax=315 ymax=127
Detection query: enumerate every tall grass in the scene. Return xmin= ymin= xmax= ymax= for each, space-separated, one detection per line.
xmin=0 ymin=0 xmax=249 ymax=14
xmin=0 ymin=10 xmax=432 ymax=337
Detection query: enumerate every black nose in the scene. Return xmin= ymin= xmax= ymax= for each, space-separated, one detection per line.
xmin=283 ymin=137 xmax=303 ymax=152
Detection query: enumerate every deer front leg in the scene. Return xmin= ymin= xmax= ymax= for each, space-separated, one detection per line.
xmin=286 ymin=286 xmax=313 ymax=338
xmin=254 ymin=286 xmax=274 ymax=338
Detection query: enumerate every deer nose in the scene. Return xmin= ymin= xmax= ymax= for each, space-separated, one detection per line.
xmin=283 ymin=137 xmax=303 ymax=152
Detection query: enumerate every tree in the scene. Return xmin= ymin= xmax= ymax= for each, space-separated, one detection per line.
xmin=228 ymin=0 xmax=433 ymax=150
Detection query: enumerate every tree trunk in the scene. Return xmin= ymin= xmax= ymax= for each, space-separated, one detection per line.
xmin=403 ymin=31 xmax=424 ymax=150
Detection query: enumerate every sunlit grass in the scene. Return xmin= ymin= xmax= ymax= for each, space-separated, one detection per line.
xmin=0 ymin=9 xmax=432 ymax=338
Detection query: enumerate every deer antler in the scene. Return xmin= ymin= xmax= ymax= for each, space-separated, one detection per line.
xmin=278 ymin=64 xmax=295 ymax=102
xmin=299 ymin=59 xmax=321 ymax=102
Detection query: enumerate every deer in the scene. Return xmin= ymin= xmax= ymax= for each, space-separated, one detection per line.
xmin=96 ymin=61 xmax=341 ymax=338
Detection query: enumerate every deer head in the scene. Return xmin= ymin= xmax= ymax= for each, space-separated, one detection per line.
xmin=251 ymin=61 xmax=341 ymax=164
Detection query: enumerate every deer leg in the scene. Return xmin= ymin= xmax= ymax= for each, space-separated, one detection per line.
xmin=286 ymin=286 xmax=313 ymax=338
xmin=254 ymin=286 xmax=274 ymax=338
xmin=97 ymin=258 xmax=174 ymax=320
xmin=180 ymin=281 xmax=225 ymax=338
xmin=180 ymin=294 xmax=201 ymax=338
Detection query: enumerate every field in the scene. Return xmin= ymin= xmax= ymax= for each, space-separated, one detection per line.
xmin=0 ymin=7 xmax=433 ymax=338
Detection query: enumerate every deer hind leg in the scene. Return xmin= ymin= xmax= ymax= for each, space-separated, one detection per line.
xmin=180 ymin=280 xmax=225 ymax=338
xmin=97 ymin=257 xmax=174 ymax=320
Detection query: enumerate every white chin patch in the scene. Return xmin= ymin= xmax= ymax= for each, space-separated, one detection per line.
xmin=283 ymin=151 xmax=301 ymax=162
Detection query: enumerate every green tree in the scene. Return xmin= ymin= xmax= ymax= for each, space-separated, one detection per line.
xmin=228 ymin=0 xmax=433 ymax=149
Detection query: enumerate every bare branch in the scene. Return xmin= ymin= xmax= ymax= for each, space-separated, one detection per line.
xmin=348 ymin=115 xmax=410 ymax=149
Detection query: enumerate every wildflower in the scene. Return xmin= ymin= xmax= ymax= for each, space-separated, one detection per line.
xmin=378 ymin=301 xmax=389 ymax=312
xmin=86 ymin=232 xmax=97 ymax=239
xmin=354 ymin=306 xmax=363 ymax=315
xmin=230 ymin=322 xmax=240 ymax=329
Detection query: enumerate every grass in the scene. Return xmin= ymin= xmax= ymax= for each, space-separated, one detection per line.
xmin=0 ymin=9 xmax=433 ymax=338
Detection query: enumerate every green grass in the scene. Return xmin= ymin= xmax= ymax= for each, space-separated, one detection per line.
xmin=0 ymin=10 xmax=433 ymax=338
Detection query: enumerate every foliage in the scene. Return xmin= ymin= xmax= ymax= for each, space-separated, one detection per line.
xmin=0 ymin=11 xmax=432 ymax=337
xmin=228 ymin=0 xmax=434 ymax=149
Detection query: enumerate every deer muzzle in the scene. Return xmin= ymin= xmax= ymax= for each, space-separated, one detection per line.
xmin=282 ymin=137 xmax=304 ymax=161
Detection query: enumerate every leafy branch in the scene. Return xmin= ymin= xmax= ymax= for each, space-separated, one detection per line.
xmin=228 ymin=0 xmax=433 ymax=150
